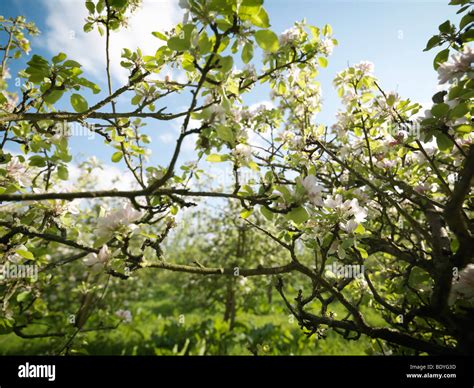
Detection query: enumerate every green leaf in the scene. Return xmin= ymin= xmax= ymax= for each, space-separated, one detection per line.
xmin=356 ymin=246 xmax=369 ymax=259
xmin=110 ymin=0 xmax=128 ymax=8
xmin=275 ymin=185 xmax=292 ymax=202
xmin=424 ymin=35 xmax=442 ymax=51
xmin=287 ymin=206 xmax=309 ymax=224
xmin=462 ymin=28 xmax=474 ymax=42
xmin=240 ymin=209 xmax=253 ymax=219
xmin=152 ymin=31 xmax=168 ymax=41
xmin=85 ymin=1 xmax=95 ymax=13
xmin=57 ymin=165 xmax=69 ymax=180
xmin=387 ymin=94 xmax=396 ymax=107
xmin=111 ymin=151 xmax=123 ymax=163
xmin=70 ymin=93 xmax=88 ymax=113
xmin=438 ymin=20 xmax=451 ymax=34
xmin=218 ymin=55 xmax=233 ymax=73
xmin=17 ymin=291 xmax=30 ymax=303
xmin=432 ymin=90 xmax=447 ymax=103
xmin=83 ymin=22 xmax=93 ymax=33
xmin=322 ymin=24 xmax=332 ymax=36
xmin=52 ymin=52 xmax=67 ymax=64
xmin=436 ymin=133 xmax=454 ymax=151
xmin=460 ymin=12 xmax=474 ymax=30
xmin=216 ymin=125 xmax=235 ymax=145
xmin=206 ymin=154 xmax=229 ymax=163
xmin=63 ymin=59 xmax=82 ymax=68
xmin=16 ymin=249 xmax=34 ymax=260
xmin=318 ymin=57 xmax=328 ymax=68
xmin=27 ymin=54 xmax=49 ymax=69
xmin=239 ymin=4 xmax=270 ymax=28
xmin=431 ymin=103 xmax=449 ymax=118
xmin=254 ymin=30 xmax=279 ymax=53
xmin=260 ymin=206 xmax=274 ymax=221
xmin=167 ymin=37 xmax=188 ymax=51
xmin=454 ymin=124 xmax=473 ymax=133
xmin=354 ymin=223 xmax=365 ymax=234
xmin=29 ymin=155 xmax=46 ymax=167
xmin=43 ymin=89 xmax=64 ymax=104
xmin=247 ymin=161 xmax=260 ymax=171
xmin=25 ymin=55 xmax=50 ymax=82
xmin=433 ymin=48 xmax=449 ymax=70
xmin=242 ymin=42 xmax=254 ymax=64
xmin=76 ymin=77 xmax=100 ymax=94
xmin=197 ymin=33 xmax=212 ymax=54
xmin=449 ymin=102 xmax=469 ymax=119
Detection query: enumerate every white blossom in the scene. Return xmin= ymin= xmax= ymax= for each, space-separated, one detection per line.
xmin=449 ymin=264 xmax=474 ymax=305
xmin=354 ymin=61 xmax=375 ymax=75
xmin=84 ymin=244 xmax=112 ymax=270
xmin=320 ymin=38 xmax=334 ymax=55
xmin=350 ymin=199 xmax=367 ymax=223
xmin=50 ymin=199 xmax=80 ymax=216
xmin=243 ymin=64 xmax=257 ymax=81
xmin=375 ymin=158 xmax=397 ymax=169
xmin=324 ymin=196 xmax=367 ymax=232
xmin=414 ymin=182 xmax=432 ymax=194
xmin=340 ymin=218 xmax=359 ymax=233
xmin=279 ymin=26 xmax=300 ymax=46
xmin=96 ymin=202 xmax=142 ymax=239
xmin=208 ymin=104 xmax=226 ymax=123
xmin=6 ymin=157 xmax=30 ymax=186
xmin=301 ymin=175 xmax=324 ymax=206
xmin=233 ymin=143 xmax=252 ymax=162
xmin=281 ymin=130 xmax=304 ymax=150
xmin=115 ymin=309 xmax=133 ymax=323
xmin=437 ymin=46 xmax=474 ymax=84
xmin=323 ymin=194 xmax=343 ymax=209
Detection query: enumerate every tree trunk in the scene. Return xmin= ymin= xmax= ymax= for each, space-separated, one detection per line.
xmin=223 ymin=278 xmax=236 ymax=330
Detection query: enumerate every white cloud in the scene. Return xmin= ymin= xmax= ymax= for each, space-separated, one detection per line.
xmin=40 ymin=0 xmax=182 ymax=84
xmin=158 ymin=132 xmax=175 ymax=144
xmin=68 ymin=162 xmax=136 ymax=191
xmin=249 ymin=100 xmax=275 ymax=111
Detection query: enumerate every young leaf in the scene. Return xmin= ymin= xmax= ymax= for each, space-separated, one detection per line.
xmin=433 ymin=48 xmax=449 ymax=70
xmin=111 ymin=151 xmax=123 ymax=163
xmin=57 ymin=165 xmax=69 ymax=180
xmin=254 ymin=30 xmax=279 ymax=53
xmin=70 ymin=94 xmax=88 ymax=113
xmin=240 ymin=209 xmax=253 ymax=219
xmin=206 ymin=154 xmax=229 ymax=163
xmin=242 ymin=42 xmax=254 ymax=64
xmin=287 ymin=206 xmax=309 ymax=224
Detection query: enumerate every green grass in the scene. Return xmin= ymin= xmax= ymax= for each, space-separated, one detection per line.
xmin=0 ymin=298 xmax=378 ymax=355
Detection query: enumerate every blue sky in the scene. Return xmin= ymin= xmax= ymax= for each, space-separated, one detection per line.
xmin=0 ymin=0 xmax=459 ymax=184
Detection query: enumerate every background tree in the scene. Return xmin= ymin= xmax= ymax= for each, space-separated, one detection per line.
xmin=0 ymin=0 xmax=473 ymax=355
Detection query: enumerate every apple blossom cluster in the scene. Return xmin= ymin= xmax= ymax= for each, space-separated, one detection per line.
xmin=4 ymin=157 xmax=29 ymax=187
xmin=449 ymin=264 xmax=474 ymax=306
xmin=437 ymin=46 xmax=474 ymax=84
xmin=303 ymin=176 xmax=368 ymax=233
xmin=320 ymin=38 xmax=335 ymax=56
xmin=96 ymin=202 xmax=142 ymax=240
xmin=232 ymin=143 xmax=252 ymax=163
xmin=84 ymin=245 xmax=112 ymax=272
xmin=279 ymin=26 xmax=301 ymax=46
xmin=280 ymin=130 xmax=305 ymax=150
xmin=301 ymin=175 xmax=324 ymax=206
xmin=115 ymin=309 xmax=132 ymax=323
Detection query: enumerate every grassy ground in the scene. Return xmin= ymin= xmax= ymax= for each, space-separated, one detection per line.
xmin=0 ymin=296 xmax=384 ymax=355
